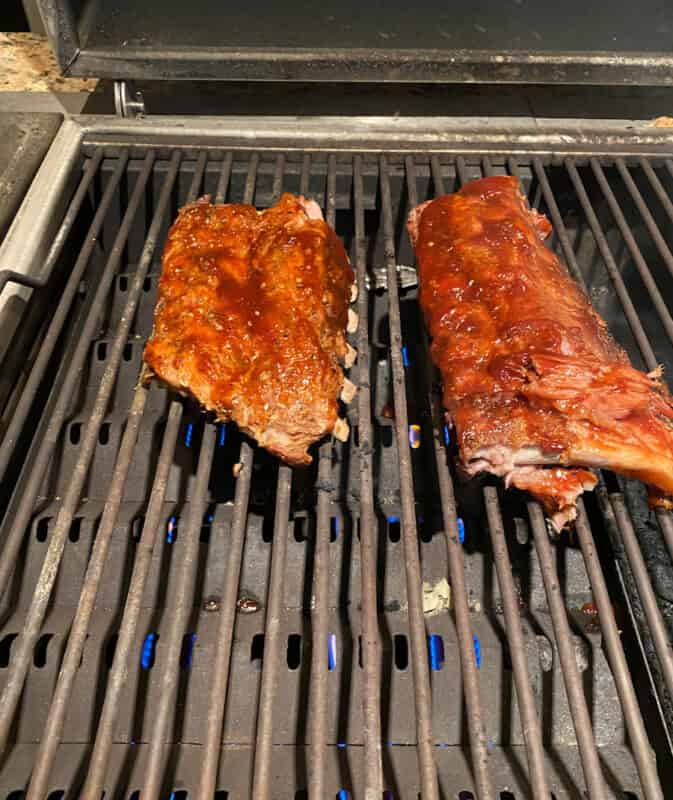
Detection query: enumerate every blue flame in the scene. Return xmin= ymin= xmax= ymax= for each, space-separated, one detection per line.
xmin=428 ymin=634 xmax=444 ymax=671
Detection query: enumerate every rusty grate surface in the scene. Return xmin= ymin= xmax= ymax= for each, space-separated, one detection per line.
xmin=1 ymin=146 xmax=673 ymax=799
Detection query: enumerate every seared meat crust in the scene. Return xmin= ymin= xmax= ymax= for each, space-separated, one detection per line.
xmin=408 ymin=176 xmax=673 ymax=526
xmin=144 ymin=193 xmax=354 ymax=465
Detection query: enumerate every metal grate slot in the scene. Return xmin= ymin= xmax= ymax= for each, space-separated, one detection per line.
xmin=1 ymin=142 xmax=673 ymax=800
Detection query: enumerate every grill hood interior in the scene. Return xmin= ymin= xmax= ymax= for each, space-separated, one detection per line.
xmin=40 ymin=0 xmax=673 ymax=84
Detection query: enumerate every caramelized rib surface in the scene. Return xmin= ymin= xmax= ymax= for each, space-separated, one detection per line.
xmin=408 ymin=176 xmax=673 ymax=526
xmin=144 ymin=193 xmax=354 ymax=465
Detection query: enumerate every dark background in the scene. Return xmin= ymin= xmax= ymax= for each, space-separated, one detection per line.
xmin=2 ymin=2 xmax=29 ymax=31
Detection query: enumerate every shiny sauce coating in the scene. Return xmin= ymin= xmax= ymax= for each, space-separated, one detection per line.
xmin=144 ymin=193 xmax=354 ymax=465
xmin=410 ymin=176 xmax=673 ymax=499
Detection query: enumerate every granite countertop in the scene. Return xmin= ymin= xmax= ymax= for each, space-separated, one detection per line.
xmin=0 ymin=32 xmax=97 ymax=92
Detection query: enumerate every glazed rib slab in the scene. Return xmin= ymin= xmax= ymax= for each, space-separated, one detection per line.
xmin=408 ymin=176 xmax=673 ymax=528
xmin=143 ymin=192 xmax=356 ymax=465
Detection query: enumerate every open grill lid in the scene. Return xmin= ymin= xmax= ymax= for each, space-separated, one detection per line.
xmin=42 ymin=0 xmax=673 ymax=85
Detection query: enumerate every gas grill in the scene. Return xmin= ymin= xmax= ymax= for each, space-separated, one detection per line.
xmin=3 ymin=4 xmax=673 ymax=799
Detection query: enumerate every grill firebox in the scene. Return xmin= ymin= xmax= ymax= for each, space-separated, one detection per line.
xmin=1 ymin=122 xmax=673 ymax=799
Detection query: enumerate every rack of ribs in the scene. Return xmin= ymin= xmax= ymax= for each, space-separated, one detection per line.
xmin=407 ymin=175 xmax=673 ymax=529
xmin=143 ymin=192 xmax=357 ymax=465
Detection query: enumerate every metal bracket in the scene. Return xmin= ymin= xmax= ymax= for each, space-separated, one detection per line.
xmin=114 ymin=81 xmax=146 ymax=118
xmin=365 ymin=264 xmax=418 ymax=291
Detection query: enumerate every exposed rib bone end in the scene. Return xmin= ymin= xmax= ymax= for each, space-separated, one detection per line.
xmin=350 ymin=282 xmax=358 ymax=303
xmin=340 ymin=377 xmax=357 ymax=404
xmin=344 ymin=343 xmax=357 ymax=369
xmin=334 ymin=417 xmax=350 ymax=442
xmin=347 ymin=308 xmax=359 ymax=333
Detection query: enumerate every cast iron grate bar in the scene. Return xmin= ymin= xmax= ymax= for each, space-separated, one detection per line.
xmin=616 ymin=158 xmax=673 ymax=283
xmin=0 ymin=148 xmax=148 ymax=754
xmin=609 ymin=495 xmax=673 ymax=705
xmin=555 ymin=159 xmax=673 ymax=715
xmin=657 ymin=511 xmax=673 ymax=572
xmin=199 ymin=438 xmax=254 ymax=798
xmin=252 ymin=461 xmax=293 ymax=799
xmin=247 ymin=152 xmax=296 ymax=800
xmin=307 ymin=152 xmax=337 ymax=799
xmin=532 ymin=154 xmax=673 ymax=788
xmin=80 ymin=151 xmax=183 ymax=798
xmin=566 ymin=161 xmax=658 ymax=370
xmin=404 ymin=152 xmax=669 ymax=798
xmin=406 ymin=155 xmax=495 ymax=799
xmin=526 ymin=156 xmax=668 ymax=799
xmin=530 ymin=157 xmax=586 ymax=287
xmin=538 ymin=155 xmax=669 ymax=799
xmin=145 ymin=421 xmax=217 ymax=798
xmin=0 ymin=147 xmax=672 ymax=799
xmin=83 ymin=398 xmax=183 ymax=797
xmin=354 ymin=153 xmax=384 ymax=797
xmin=533 ymin=159 xmax=621 ymax=800
xmin=215 ymin=151 xmax=233 ymax=204
xmin=379 ymin=154 xmax=439 ymax=800
xmin=1 ymin=146 xmax=171 ymax=789
xmin=0 ymin=148 xmax=102 ymax=299
xmin=0 ymin=151 xmax=130 ymax=607
xmin=484 ymin=488 xmax=552 ymax=799
xmin=199 ymin=152 xmax=256 ymax=800
xmin=590 ymin=159 xmax=673 ymax=348
xmin=0 ymin=148 xmax=103 ymax=483
xmin=528 ymin=502 xmax=609 ymax=799
xmin=573 ymin=500 xmax=663 ymax=800
xmin=141 ymin=152 xmax=210 ymax=800
xmin=641 ymin=157 xmax=673 ymax=228
xmin=26 ymin=384 xmax=149 ymax=800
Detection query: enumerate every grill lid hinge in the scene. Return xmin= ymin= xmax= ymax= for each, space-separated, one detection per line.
xmin=114 ymin=81 xmax=146 ymax=118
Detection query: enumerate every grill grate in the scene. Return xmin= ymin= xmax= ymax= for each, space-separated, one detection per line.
xmin=1 ymin=144 xmax=673 ymax=799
